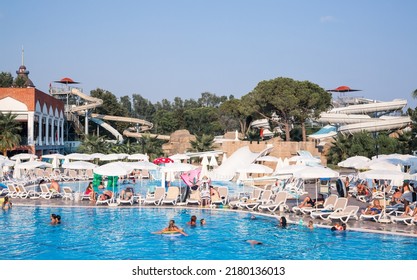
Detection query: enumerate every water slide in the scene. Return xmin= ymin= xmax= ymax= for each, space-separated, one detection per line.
xmin=66 ymin=88 xmax=169 ymax=141
xmin=209 ymin=145 xmax=274 ymax=181
xmin=311 ymin=98 xmax=411 ymax=137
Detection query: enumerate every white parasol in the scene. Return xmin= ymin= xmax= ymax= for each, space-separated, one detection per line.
xmin=127 ymin=153 xmax=149 ymax=161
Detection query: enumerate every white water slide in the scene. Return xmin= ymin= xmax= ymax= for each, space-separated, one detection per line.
xmin=67 ymin=88 xmax=170 ymax=141
xmin=209 ymin=145 xmax=274 ymax=181
xmin=316 ymin=98 xmax=411 ymax=135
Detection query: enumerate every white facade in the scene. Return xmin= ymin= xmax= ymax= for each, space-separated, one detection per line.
xmin=0 ymin=96 xmax=65 ymax=155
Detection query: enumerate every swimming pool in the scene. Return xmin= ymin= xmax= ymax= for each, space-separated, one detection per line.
xmin=1 ymin=206 xmax=417 ymax=260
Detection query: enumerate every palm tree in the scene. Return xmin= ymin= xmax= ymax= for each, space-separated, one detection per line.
xmin=77 ymin=134 xmax=109 ymax=154
xmin=190 ymin=134 xmax=214 ymax=152
xmin=0 ymin=112 xmax=22 ymax=156
xmin=140 ymin=134 xmax=164 ymax=159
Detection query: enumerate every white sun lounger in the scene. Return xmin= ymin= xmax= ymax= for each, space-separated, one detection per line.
xmin=310 ymin=197 xmax=348 ymax=220
xmin=328 ymin=205 xmax=359 ymax=223
xmin=161 ymin=186 xmax=180 ymax=205
xmin=239 ymin=189 xmax=273 ymax=211
xmin=257 ymin=191 xmax=289 ymax=213
xmin=144 ymin=187 xmax=165 ymax=206
xmin=229 ymin=188 xmax=262 ymax=209
xmin=292 ymin=194 xmax=338 ymax=215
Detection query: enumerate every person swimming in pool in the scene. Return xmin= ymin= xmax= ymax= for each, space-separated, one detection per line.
xmin=153 ymin=220 xmax=188 ymax=236
xmin=187 ymin=215 xmax=197 ymax=226
xmin=2 ymin=196 xmax=12 ymax=210
xmin=246 ymin=240 xmax=262 ymax=246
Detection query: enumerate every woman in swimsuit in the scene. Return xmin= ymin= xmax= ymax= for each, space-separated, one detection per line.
xmin=153 ymin=220 xmax=188 ymax=236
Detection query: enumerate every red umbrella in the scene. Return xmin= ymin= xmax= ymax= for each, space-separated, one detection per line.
xmin=327 ymin=85 xmax=361 ymax=92
xmin=153 ymin=157 xmax=174 ymax=165
xmin=54 ymin=77 xmax=80 ymax=84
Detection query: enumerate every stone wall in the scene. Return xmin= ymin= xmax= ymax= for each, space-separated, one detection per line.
xmin=162 ymin=129 xmax=326 ymax=165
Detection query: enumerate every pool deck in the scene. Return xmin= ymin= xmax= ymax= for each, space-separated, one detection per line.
xmin=9 ymin=182 xmax=417 ymax=238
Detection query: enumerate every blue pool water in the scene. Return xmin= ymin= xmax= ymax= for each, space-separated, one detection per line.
xmin=1 ymin=206 xmax=417 ymax=260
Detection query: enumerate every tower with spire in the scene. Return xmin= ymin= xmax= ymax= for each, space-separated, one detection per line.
xmin=15 ymin=47 xmax=35 ymax=88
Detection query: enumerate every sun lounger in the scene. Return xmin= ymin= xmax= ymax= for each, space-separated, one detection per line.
xmin=359 ymin=199 xmax=394 ymax=222
xmin=229 ymin=188 xmax=262 ymax=209
xmin=211 ymin=186 xmax=229 ymax=207
xmin=328 ymin=205 xmax=359 ymax=223
xmin=16 ymin=184 xmax=36 ymax=199
xmin=390 ymin=215 xmax=415 ymax=225
xmin=310 ymin=197 xmax=348 ymax=220
xmin=161 ymin=186 xmax=180 ymax=205
xmin=239 ymin=189 xmax=273 ymax=211
xmin=96 ymin=191 xmax=114 ymax=205
xmin=292 ymin=194 xmax=338 ymax=215
xmin=62 ymin=187 xmax=74 ymax=200
xmin=257 ymin=191 xmax=289 ymax=213
xmin=186 ymin=189 xmax=201 ymax=206
xmin=389 ymin=209 xmax=416 ymax=225
xmin=6 ymin=184 xmax=19 ymax=198
xmin=117 ymin=187 xmax=136 ymax=205
xmin=143 ymin=187 xmax=165 ymax=206
xmin=39 ymin=184 xmax=62 ymax=199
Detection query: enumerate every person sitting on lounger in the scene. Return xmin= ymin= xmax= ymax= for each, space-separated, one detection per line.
xmin=210 ymin=186 xmax=221 ymax=201
xmin=390 ymin=188 xmax=402 ymax=205
xmin=49 ymin=179 xmax=61 ymax=193
xmin=361 ymin=199 xmax=382 ymax=215
xmin=84 ymin=183 xmax=95 ymax=200
xmin=120 ymin=186 xmax=134 ymax=200
xmin=357 ymin=182 xmax=369 ymax=196
xmin=98 ymin=190 xmax=113 ymax=201
xmin=297 ymin=196 xmax=315 ymax=208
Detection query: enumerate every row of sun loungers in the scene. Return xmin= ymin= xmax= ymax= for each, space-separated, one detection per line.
xmin=5 ymin=183 xmax=68 ymax=200
xmin=292 ymin=195 xmax=360 ymax=223
xmin=228 ymin=189 xmax=290 ymax=214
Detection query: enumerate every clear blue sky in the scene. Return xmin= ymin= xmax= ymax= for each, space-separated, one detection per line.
xmin=1 ymin=0 xmax=416 ymax=108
